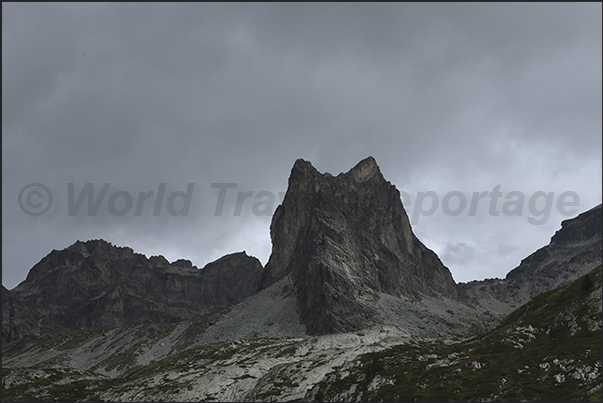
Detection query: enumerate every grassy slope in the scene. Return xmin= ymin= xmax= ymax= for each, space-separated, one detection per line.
xmin=318 ymin=265 xmax=602 ymax=402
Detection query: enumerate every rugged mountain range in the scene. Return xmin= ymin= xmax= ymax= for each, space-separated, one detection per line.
xmin=2 ymin=242 xmax=262 ymax=344
xmin=2 ymin=157 xmax=602 ymax=402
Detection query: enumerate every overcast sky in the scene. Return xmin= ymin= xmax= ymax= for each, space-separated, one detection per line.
xmin=3 ymin=3 xmax=602 ymax=289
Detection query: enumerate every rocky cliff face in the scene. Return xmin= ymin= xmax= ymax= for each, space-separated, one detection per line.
xmin=460 ymin=203 xmax=602 ymax=314
xmin=260 ymin=157 xmax=459 ymax=334
xmin=2 ymin=239 xmax=263 ymax=344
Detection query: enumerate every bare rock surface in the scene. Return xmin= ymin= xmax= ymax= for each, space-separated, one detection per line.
xmin=260 ymin=157 xmax=460 ymax=334
xmin=2 ymin=240 xmax=264 ymax=344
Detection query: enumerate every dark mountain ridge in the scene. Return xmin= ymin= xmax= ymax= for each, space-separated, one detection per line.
xmin=2 ymin=240 xmax=262 ymax=344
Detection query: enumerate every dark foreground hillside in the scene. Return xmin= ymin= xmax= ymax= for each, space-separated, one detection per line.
xmin=314 ymin=265 xmax=603 ymax=402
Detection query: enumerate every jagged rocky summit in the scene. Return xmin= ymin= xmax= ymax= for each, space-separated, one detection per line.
xmin=260 ymin=157 xmax=459 ymax=334
xmin=2 ymin=240 xmax=263 ymax=344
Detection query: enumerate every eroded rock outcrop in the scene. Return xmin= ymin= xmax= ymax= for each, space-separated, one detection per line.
xmin=260 ymin=157 xmax=459 ymax=334
xmin=2 ymin=239 xmax=263 ymax=344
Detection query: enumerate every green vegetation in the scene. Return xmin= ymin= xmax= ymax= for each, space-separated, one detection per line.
xmin=317 ymin=266 xmax=602 ymax=402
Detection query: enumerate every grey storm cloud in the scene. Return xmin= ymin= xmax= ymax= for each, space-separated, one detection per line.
xmin=441 ymin=242 xmax=475 ymax=265
xmin=2 ymin=3 xmax=602 ymax=289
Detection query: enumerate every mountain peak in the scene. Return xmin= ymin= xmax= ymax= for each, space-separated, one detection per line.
xmin=4 ymin=241 xmax=264 ymax=343
xmin=262 ymin=157 xmax=458 ymax=334
xmin=346 ymin=156 xmax=381 ymax=182
xmin=290 ymin=156 xmax=381 ymax=181
xmin=291 ymin=158 xmax=318 ymax=172
xmin=66 ymin=239 xmax=135 ymax=258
